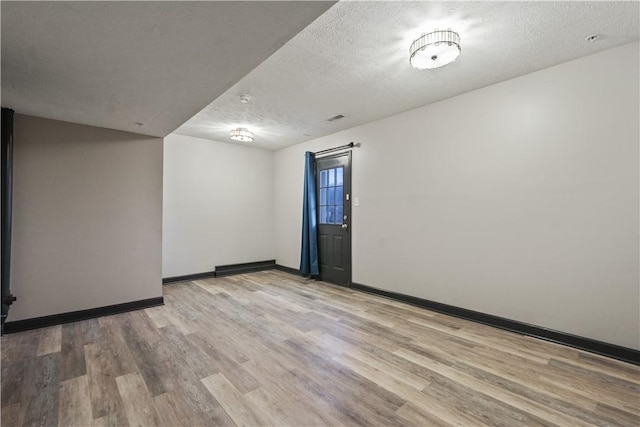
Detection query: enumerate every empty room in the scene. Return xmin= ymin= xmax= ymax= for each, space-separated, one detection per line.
xmin=1 ymin=1 xmax=639 ymax=426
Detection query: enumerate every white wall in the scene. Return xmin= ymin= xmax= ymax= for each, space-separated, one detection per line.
xmin=274 ymin=42 xmax=640 ymax=349
xmin=163 ymin=133 xmax=274 ymax=277
xmin=10 ymin=114 xmax=163 ymax=321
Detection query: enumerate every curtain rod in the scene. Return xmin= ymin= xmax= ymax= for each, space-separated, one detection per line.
xmin=313 ymin=142 xmax=357 ymax=156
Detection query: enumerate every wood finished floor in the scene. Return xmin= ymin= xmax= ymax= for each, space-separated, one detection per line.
xmin=2 ymin=270 xmax=639 ymax=427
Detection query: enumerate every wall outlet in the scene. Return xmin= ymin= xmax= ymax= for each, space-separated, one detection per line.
xmin=354 ymin=197 xmax=360 ymax=207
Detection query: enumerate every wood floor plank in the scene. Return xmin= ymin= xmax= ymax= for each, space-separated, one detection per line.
xmin=1 ymin=358 xmax=28 ymax=407
xmin=58 ymin=375 xmax=92 ymax=427
xmin=201 ymin=373 xmax=264 ymax=427
xmin=454 ymin=360 xmax=635 ymax=426
xmin=22 ymin=353 xmax=60 ymax=427
xmin=341 ymin=346 xmax=432 ymax=391
xmin=243 ymin=385 xmax=320 ymax=427
xmin=171 ymin=376 xmax=235 ymax=427
xmin=99 ymin=319 xmax=139 ymax=378
xmin=116 ymin=312 xmax=169 ymax=397
xmin=395 ymin=347 xmax=593 ymax=427
xmin=81 ymin=319 xmax=102 ymax=345
xmin=192 ymin=279 xmax=226 ymax=295
xmin=186 ymin=332 xmax=261 ymax=394
xmin=275 ymin=338 xmax=408 ymax=426
xmin=1 ymin=403 xmax=25 ymax=427
xmin=159 ymin=325 xmax=217 ymax=380
xmin=2 ymin=270 xmax=638 ymax=427
xmin=59 ymin=322 xmax=87 ymax=382
xmin=595 ymin=401 xmax=640 ymax=426
xmin=333 ymin=352 xmax=487 ymax=426
xmin=144 ymin=306 xmax=172 ymax=329
xmin=116 ymin=372 xmax=161 ymax=427
xmin=549 ymin=357 xmax=639 ymax=397
xmin=90 ymin=415 xmax=112 ymax=427
xmin=36 ymin=326 xmax=62 ymax=356
xmin=2 ymin=329 xmax=41 ymax=364
xmin=396 ymin=402 xmax=451 ymax=427
xmin=438 ymin=338 xmax=639 ymax=418
xmin=160 ymin=295 xmax=195 ymax=335
xmin=283 ymin=366 xmax=406 ymax=427
xmin=84 ymin=342 xmax=128 ymax=425
xmin=153 ymin=392 xmax=201 ymax=427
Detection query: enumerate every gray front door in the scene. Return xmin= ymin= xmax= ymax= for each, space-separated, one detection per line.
xmin=316 ymin=152 xmax=351 ymax=286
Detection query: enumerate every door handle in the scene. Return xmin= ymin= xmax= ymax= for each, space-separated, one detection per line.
xmin=341 ymin=224 xmax=348 ymax=229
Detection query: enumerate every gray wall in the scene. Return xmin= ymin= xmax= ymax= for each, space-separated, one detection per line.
xmin=163 ymin=133 xmax=274 ymax=278
xmin=9 ymin=114 xmax=163 ymax=321
xmin=274 ymin=42 xmax=640 ymax=349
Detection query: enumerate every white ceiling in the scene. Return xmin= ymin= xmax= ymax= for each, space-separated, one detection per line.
xmin=176 ymin=1 xmax=640 ymax=150
xmin=0 ymin=1 xmax=335 ymax=137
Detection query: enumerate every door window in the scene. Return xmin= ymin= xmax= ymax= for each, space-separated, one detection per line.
xmin=319 ymin=167 xmax=344 ymax=225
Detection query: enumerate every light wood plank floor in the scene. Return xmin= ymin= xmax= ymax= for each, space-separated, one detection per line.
xmin=2 ymin=270 xmax=639 ymax=426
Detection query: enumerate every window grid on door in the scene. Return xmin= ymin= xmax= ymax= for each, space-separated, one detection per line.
xmin=319 ymin=167 xmax=344 ymax=225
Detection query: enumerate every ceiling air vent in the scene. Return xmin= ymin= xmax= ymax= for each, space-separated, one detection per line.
xmin=326 ymin=114 xmax=345 ymax=122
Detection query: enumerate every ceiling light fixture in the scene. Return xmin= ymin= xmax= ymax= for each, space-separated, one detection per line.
xmin=410 ymin=29 xmax=461 ymax=70
xmin=326 ymin=114 xmax=345 ymax=122
xmin=230 ymin=127 xmax=254 ymax=142
xmin=239 ymin=94 xmax=252 ymax=104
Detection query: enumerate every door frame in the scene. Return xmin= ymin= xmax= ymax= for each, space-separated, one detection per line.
xmin=315 ymin=150 xmax=352 ymax=287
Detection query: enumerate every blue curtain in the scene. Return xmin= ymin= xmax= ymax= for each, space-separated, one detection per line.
xmin=300 ymin=151 xmax=319 ymax=277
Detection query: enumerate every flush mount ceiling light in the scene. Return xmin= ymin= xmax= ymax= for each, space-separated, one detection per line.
xmin=230 ymin=128 xmax=254 ymax=142
xmin=410 ymin=29 xmax=461 ymax=70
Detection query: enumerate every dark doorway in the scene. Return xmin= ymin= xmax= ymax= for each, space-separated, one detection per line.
xmin=316 ymin=152 xmax=351 ymax=286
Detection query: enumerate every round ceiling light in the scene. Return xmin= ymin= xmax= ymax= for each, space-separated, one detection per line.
xmin=410 ymin=29 xmax=461 ymax=70
xmin=230 ymin=128 xmax=254 ymax=142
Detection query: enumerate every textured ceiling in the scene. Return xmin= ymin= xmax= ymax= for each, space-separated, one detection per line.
xmin=176 ymin=1 xmax=640 ymax=150
xmin=1 ymin=1 xmax=335 ymax=137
